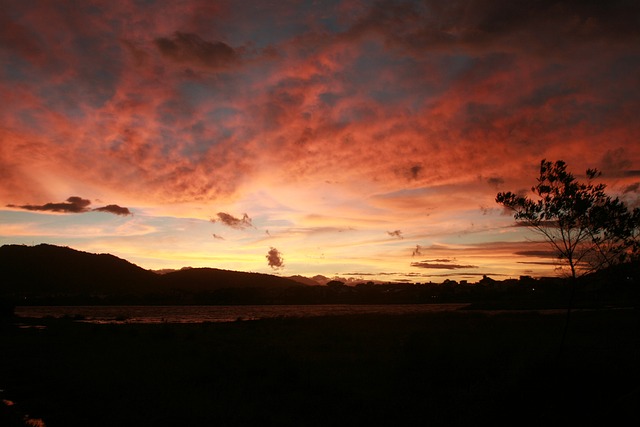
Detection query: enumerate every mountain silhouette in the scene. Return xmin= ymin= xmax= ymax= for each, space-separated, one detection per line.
xmin=0 ymin=244 xmax=303 ymax=301
xmin=0 ymin=244 xmax=158 ymax=296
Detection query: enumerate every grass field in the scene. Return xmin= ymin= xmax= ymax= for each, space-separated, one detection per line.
xmin=1 ymin=308 xmax=639 ymax=426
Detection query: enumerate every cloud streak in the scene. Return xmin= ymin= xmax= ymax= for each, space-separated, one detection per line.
xmin=93 ymin=205 xmax=132 ymax=216
xmin=7 ymin=197 xmax=131 ymax=216
xmin=8 ymin=196 xmax=91 ymax=214
xmin=411 ymin=259 xmax=479 ymax=270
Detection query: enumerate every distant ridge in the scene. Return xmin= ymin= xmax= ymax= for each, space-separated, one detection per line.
xmin=0 ymin=244 xmax=303 ymax=301
xmin=159 ymin=267 xmax=304 ymax=292
xmin=287 ymin=275 xmax=322 ymax=286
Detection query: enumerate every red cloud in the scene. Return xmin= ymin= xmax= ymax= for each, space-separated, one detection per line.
xmin=0 ymin=0 xmax=638 ymax=212
xmin=411 ymin=260 xmax=478 ymax=270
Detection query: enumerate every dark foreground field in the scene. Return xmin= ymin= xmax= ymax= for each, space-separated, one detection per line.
xmin=1 ymin=309 xmax=639 ymax=426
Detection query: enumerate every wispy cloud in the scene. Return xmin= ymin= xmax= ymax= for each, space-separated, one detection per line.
xmin=514 ymin=250 xmax=557 ymax=258
xmin=387 ymin=230 xmax=403 ymax=239
xmin=211 ymin=212 xmax=253 ymax=229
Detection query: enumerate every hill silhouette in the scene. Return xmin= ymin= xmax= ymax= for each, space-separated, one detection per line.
xmin=0 ymin=244 xmax=303 ymax=303
xmin=0 ymin=244 xmax=158 ymax=296
xmin=159 ymin=267 xmax=304 ymax=292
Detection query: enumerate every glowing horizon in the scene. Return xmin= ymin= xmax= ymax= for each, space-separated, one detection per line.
xmin=1 ymin=0 xmax=639 ymax=283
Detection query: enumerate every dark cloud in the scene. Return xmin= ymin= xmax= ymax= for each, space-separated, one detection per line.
xmin=0 ymin=12 xmax=43 ymax=61
xmin=412 ymin=244 xmax=423 ymax=257
xmin=349 ymin=0 xmax=640 ymax=56
xmin=154 ymin=32 xmax=239 ymax=70
xmin=8 ymin=196 xmax=91 ymax=213
xmin=7 ymin=196 xmax=131 ymax=216
xmin=93 ymin=204 xmax=132 ymax=216
xmin=427 ymin=272 xmax=508 ymax=278
xmin=517 ymin=261 xmax=560 ymax=266
xmin=266 ymin=247 xmax=285 ymax=269
xmin=411 ymin=259 xmax=478 ymax=270
xmin=512 ymin=219 xmax=559 ymax=228
xmin=623 ymin=183 xmax=640 ymax=194
xmin=514 ymin=250 xmax=556 ymax=258
xmin=601 ymin=147 xmax=632 ymax=176
xmin=395 ymin=164 xmax=423 ymax=181
xmin=211 ymin=212 xmax=253 ymax=229
xmin=409 ymin=165 xmax=422 ymax=180
xmin=486 ymin=176 xmax=505 ymax=188
xmin=387 ymin=230 xmax=403 ymax=239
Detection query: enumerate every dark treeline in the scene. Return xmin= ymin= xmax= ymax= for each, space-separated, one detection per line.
xmin=1 ymin=244 xmax=639 ymax=309
xmin=5 ymin=272 xmax=638 ymax=308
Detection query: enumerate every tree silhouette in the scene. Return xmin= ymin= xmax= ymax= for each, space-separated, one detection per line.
xmin=496 ymin=159 xmax=639 ymax=280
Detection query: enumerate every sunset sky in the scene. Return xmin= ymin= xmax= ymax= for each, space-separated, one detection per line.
xmin=1 ymin=0 xmax=639 ymax=283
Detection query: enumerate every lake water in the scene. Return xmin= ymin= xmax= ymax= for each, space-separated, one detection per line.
xmin=15 ymin=304 xmax=470 ymax=324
